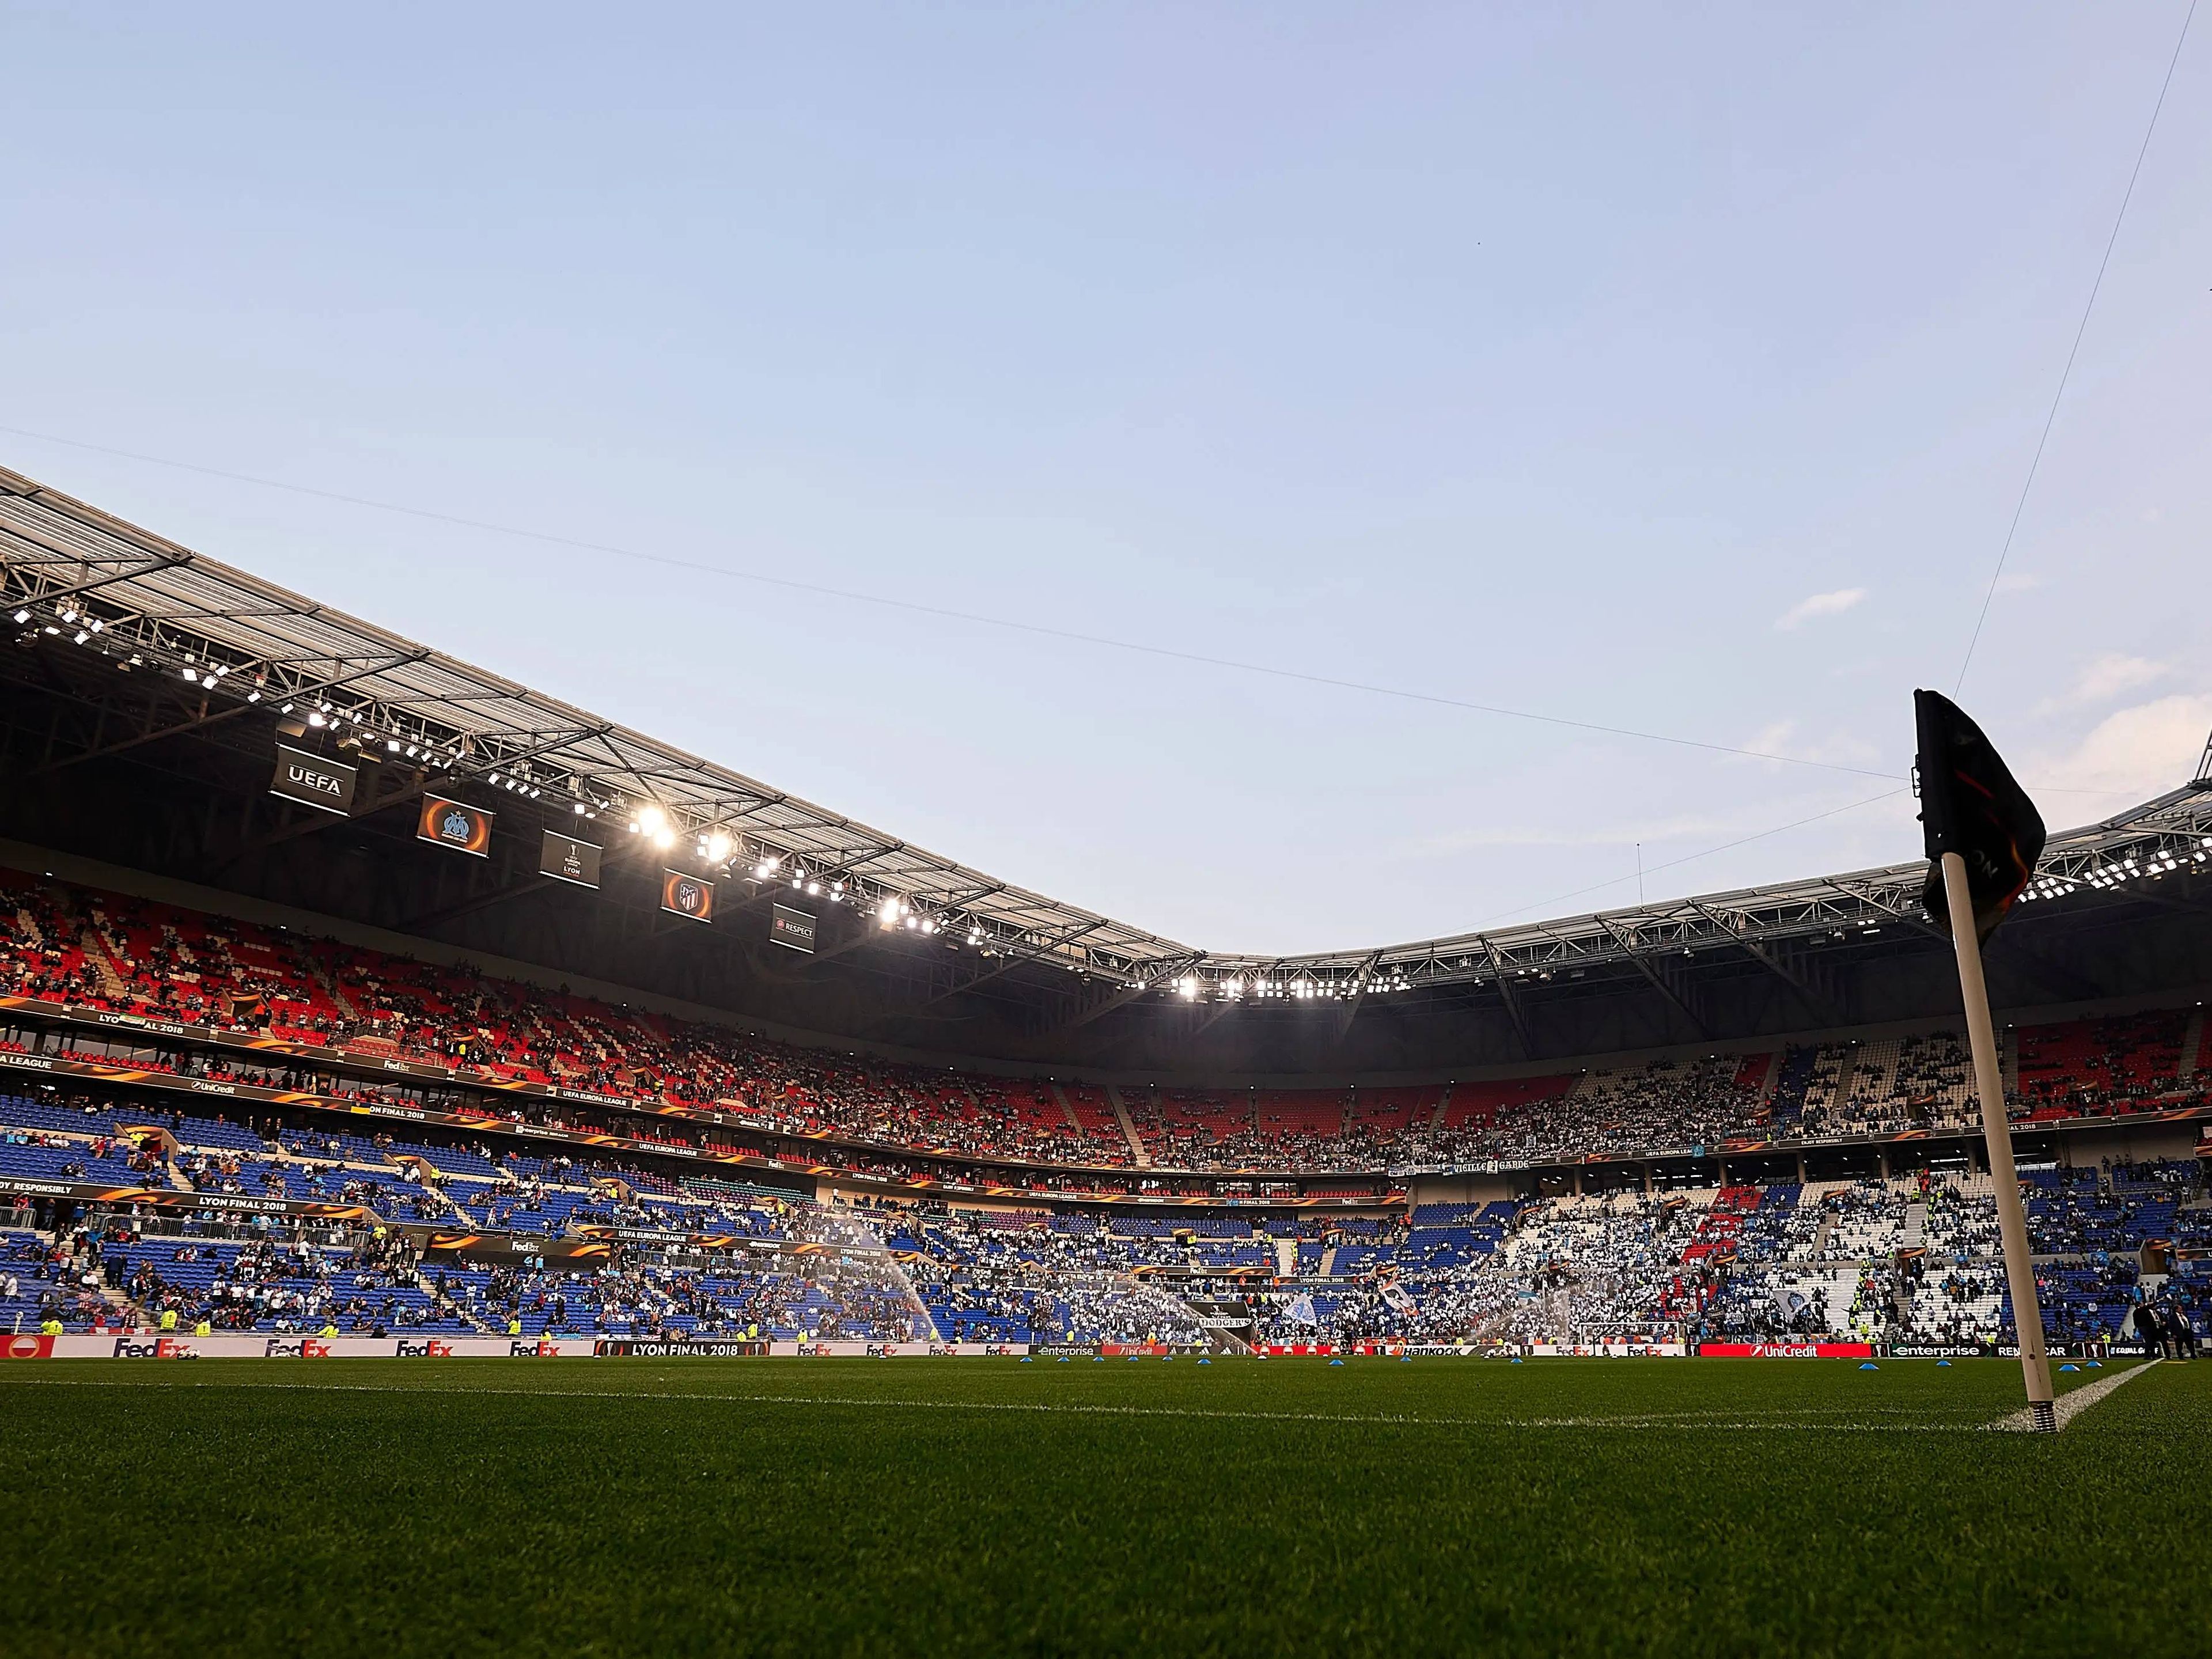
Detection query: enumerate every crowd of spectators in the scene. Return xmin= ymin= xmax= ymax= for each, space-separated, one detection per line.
xmin=7 ymin=1151 xmax=2207 ymax=1349
xmin=9 ymin=868 xmax=2210 ymax=1183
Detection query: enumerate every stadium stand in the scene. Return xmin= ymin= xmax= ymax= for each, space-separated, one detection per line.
xmin=7 ymin=1150 xmax=2203 ymax=1347
xmin=6 ymin=859 xmax=2212 ymax=1354
xmin=7 ymin=868 xmax=2212 ymax=1184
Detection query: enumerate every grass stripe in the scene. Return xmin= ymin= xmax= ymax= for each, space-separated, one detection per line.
xmin=0 ymin=1374 xmax=2009 ymax=1432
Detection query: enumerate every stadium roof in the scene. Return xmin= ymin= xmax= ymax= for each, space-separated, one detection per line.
xmin=6 ymin=460 xmax=2211 ymax=1018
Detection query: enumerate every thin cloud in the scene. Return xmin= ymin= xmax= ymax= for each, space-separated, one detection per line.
xmin=1774 ymin=588 xmax=1867 ymax=631
xmin=2034 ymin=652 xmax=2169 ymax=713
xmin=1734 ymin=719 xmax=1886 ymax=772
xmin=2027 ymin=694 xmax=2211 ymax=799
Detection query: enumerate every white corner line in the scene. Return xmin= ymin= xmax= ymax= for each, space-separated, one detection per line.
xmin=1989 ymin=1358 xmax=2161 ymax=1433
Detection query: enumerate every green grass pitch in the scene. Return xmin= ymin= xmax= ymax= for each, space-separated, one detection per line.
xmin=2 ymin=1357 xmax=2204 ymax=1656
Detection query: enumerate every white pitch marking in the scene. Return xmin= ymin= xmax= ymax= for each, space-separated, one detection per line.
xmin=1988 ymin=1359 xmax=2160 ymax=1433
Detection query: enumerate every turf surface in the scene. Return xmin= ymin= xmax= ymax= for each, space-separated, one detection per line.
xmin=2 ymin=1356 xmax=2204 ymax=1656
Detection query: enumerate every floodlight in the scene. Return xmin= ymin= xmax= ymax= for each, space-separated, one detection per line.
xmin=638 ymin=805 xmax=666 ymax=838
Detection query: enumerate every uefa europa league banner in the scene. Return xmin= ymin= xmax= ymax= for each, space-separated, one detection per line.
xmin=539 ymin=828 xmax=602 ymax=888
xmin=418 ymin=794 xmax=494 ymax=856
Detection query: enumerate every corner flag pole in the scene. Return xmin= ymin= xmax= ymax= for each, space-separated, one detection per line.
xmin=1915 ymin=687 xmax=2054 ymax=1429
xmin=1938 ymin=850 xmax=2055 ymax=1430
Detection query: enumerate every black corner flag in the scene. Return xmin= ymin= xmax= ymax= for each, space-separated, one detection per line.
xmin=1914 ymin=689 xmax=2045 ymax=944
xmin=1915 ymin=690 xmax=2057 ymax=1426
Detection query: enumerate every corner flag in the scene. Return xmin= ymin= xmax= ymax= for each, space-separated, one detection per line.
xmin=1914 ymin=688 xmax=2046 ymax=943
xmin=1913 ymin=688 xmax=2055 ymax=1429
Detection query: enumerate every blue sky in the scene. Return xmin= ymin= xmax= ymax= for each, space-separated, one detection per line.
xmin=2 ymin=4 xmax=2206 ymax=954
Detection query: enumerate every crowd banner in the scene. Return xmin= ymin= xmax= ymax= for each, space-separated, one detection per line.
xmin=593 ymin=1339 xmax=767 ymax=1357
xmin=768 ymin=1340 xmax=1029 ymax=1357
